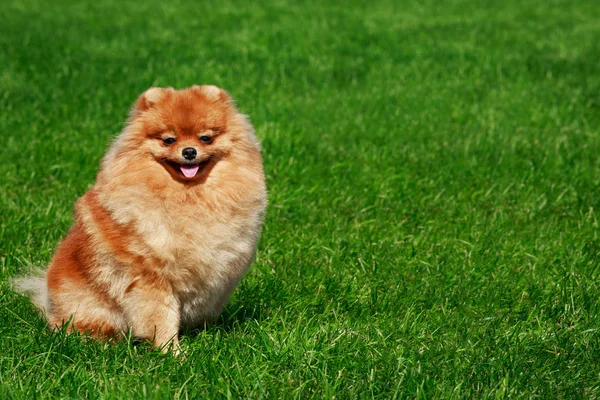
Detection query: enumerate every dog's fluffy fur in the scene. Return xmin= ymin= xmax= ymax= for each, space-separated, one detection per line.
xmin=13 ymin=85 xmax=267 ymax=351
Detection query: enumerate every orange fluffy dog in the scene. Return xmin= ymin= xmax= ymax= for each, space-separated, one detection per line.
xmin=14 ymin=85 xmax=267 ymax=352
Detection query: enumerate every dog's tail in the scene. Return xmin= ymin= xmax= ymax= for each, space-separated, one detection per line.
xmin=11 ymin=269 xmax=50 ymax=316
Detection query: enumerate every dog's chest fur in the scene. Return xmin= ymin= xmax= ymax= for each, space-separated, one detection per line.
xmin=92 ymin=173 xmax=265 ymax=328
xmin=142 ymin=199 xmax=262 ymax=326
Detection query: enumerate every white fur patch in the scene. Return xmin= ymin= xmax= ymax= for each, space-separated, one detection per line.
xmin=201 ymin=85 xmax=221 ymax=100
xmin=144 ymin=87 xmax=165 ymax=106
xmin=12 ymin=270 xmax=49 ymax=314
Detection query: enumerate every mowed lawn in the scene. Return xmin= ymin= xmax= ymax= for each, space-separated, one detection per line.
xmin=1 ymin=0 xmax=600 ymax=397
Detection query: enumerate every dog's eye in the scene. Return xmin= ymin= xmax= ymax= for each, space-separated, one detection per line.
xmin=163 ymin=138 xmax=176 ymax=145
xmin=210 ymin=127 xmax=220 ymax=132
xmin=199 ymin=135 xmax=213 ymax=144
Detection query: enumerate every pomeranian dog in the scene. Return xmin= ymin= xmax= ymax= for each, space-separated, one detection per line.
xmin=14 ymin=85 xmax=267 ymax=352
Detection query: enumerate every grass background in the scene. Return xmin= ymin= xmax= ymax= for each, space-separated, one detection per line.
xmin=1 ymin=0 xmax=600 ymax=397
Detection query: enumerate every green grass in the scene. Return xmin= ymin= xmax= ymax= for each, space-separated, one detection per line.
xmin=1 ymin=0 xmax=600 ymax=397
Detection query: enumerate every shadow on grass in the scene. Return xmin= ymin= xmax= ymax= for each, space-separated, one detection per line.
xmin=183 ymin=301 xmax=264 ymax=339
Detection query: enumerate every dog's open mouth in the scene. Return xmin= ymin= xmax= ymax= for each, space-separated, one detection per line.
xmin=165 ymin=158 xmax=211 ymax=179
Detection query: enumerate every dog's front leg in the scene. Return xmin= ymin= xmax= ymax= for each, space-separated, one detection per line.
xmin=121 ymin=275 xmax=180 ymax=353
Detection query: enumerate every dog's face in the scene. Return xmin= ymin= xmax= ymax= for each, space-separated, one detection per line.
xmin=124 ymin=85 xmax=245 ymax=183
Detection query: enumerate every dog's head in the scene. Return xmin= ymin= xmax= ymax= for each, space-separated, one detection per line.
xmin=111 ymin=85 xmax=257 ymax=184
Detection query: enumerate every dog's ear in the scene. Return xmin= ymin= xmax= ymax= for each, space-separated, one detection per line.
xmin=134 ymin=87 xmax=173 ymax=111
xmin=192 ymin=85 xmax=231 ymax=103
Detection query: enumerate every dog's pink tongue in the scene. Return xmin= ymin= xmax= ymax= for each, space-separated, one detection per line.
xmin=180 ymin=165 xmax=199 ymax=178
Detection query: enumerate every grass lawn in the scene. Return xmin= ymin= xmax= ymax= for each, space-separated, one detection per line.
xmin=1 ymin=0 xmax=600 ymax=397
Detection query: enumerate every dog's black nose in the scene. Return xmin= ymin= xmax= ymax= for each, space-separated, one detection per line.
xmin=182 ymin=147 xmax=197 ymax=160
